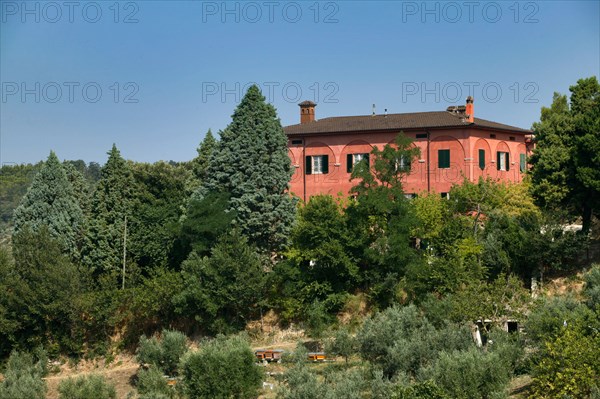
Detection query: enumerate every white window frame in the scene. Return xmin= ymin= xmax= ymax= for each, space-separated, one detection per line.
xmin=312 ymin=155 xmax=325 ymax=174
xmin=352 ymin=153 xmax=368 ymax=165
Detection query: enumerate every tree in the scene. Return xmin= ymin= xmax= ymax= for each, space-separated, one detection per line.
xmin=180 ymin=335 xmax=262 ymax=399
xmin=346 ymin=134 xmax=421 ymax=306
xmin=192 ymin=129 xmax=216 ymax=182
xmin=8 ymin=227 xmax=82 ymax=356
xmin=128 ymin=161 xmax=190 ymax=271
xmin=82 ymin=144 xmax=136 ymax=282
xmin=530 ymin=76 xmax=600 ymax=234
xmin=12 ymin=151 xmax=84 ymax=259
xmin=174 ymin=229 xmax=265 ymax=333
xmin=193 ymin=85 xmax=297 ymax=254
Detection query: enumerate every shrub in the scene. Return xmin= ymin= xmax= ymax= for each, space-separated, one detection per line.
xmin=58 ymin=374 xmax=116 ymax=399
xmin=419 ymin=347 xmax=511 ymax=399
xmin=0 ymin=350 xmax=47 ymax=399
xmin=583 ymin=264 xmax=600 ymax=309
xmin=325 ymin=327 xmax=357 ymax=364
xmin=180 ymin=335 xmax=262 ymax=399
xmin=137 ymin=365 xmax=172 ymax=398
xmin=136 ymin=329 xmax=187 ymax=376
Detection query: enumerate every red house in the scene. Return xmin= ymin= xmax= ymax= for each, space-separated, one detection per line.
xmin=284 ymin=98 xmax=533 ymax=202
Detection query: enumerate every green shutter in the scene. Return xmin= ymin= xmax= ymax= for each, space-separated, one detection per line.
xmin=506 ymin=153 xmax=510 ymax=171
xmin=322 ymin=155 xmax=329 ymax=174
xmin=520 ymin=154 xmax=526 ymax=172
xmin=438 ymin=150 xmax=450 ymax=168
xmin=347 ymin=154 xmax=353 ymax=173
xmin=365 ymin=154 xmax=370 ymax=167
xmin=305 ymin=156 xmax=312 ymax=175
xmin=497 ymin=152 xmax=501 ymax=171
xmin=479 ymin=149 xmax=485 ymax=170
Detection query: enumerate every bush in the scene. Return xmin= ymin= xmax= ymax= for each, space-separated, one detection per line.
xmin=0 ymin=350 xmax=47 ymax=399
xmin=58 ymin=374 xmax=116 ymax=399
xmin=136 ymin=329 xmax=187 ymax=376
xmin=356 ymin=305 xmax=471 ymax=378
xmin=137 ymin=365 xmax=173 ymax=398
xmin=583 ymin=264 xmax=600 ymax=309
xmin=180 ymin=335 xmax=262 ymax=399
xmin=419 ymin=347 xmax=512 ymax=399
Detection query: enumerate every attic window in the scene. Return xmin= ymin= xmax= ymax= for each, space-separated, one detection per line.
xmin=509 ymin=136 xmax=515 ymax=141
xmin=416 ymin=133 xmax=428 ymax=139
xmin=291 ymin=139 xmax=303 ymax=145
xmin=490 ymin=134 xmax=496 ymax=139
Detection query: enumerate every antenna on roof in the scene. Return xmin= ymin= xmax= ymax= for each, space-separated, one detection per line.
xmin=372 ymin=104 xmax=376 ymax=116
xmin=384 ymin=108 xmax=388 ymax=117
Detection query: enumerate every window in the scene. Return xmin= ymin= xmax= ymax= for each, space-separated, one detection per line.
xmin=478 ymin=149 xmax=485 ymax=170
xmin=346 ymin=153 xmax=369 ymax=173
xmin=416 ymin=133 xmax=428 ymax=139
xmin=395 ymin=154 xmax=411 ymax=172
xmin=497 ymin=151 xmax=510 ymax=171
xmin=438 ymin=149 xmax=450 ymax=168
xmin=306 ymin=155 xmax=328 ymax=175
xmin=520 ymin=153 xmax=526 ymax=172
xmin=291 ymin=139 xmax=303 ymax=145
xmin=441 ymin=192 xmax=450 ymax=199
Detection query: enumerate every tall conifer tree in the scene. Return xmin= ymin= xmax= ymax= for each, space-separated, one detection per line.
xmin=194 ymin=85 xmax=296 ymax=253
xmin=12 ymin=151 xmax=84 ymax=259
xmin=82 ymin=145 xmax=135 ymax=278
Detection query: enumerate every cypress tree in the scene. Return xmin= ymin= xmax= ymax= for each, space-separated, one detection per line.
xmin=193 ymin=85 xmax=296 ymax=254
xmin=12 ymin=151 xmax=84 ymax=259
xmin=82 ymin=144 xmax=135 ymax=279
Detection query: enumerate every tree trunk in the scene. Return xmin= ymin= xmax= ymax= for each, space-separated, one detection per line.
xmin=582 ymin=200 xmax=592 ymax=235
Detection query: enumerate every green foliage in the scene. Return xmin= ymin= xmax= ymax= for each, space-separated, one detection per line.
xmin=0 ymin=350 xmax=47 ymax=399
xmin=58 ymin=374 xmax=116 ymax=399
xmin=325 ymin=326 xmax=357 ymax=364
xmin=136 ymin=329 xmax=188 ymax=376
xmin=0 ymin=162 xmax=43 ymax=236
xmin=193 ymin=85 xmax=297 ymax=254
xmin=4 ymin=227 xmax=82 ymax=356
xmin=136 ymin=365 xmax=173 ymax=397
xmin=191 ymin=129 xmax=217 ymax=183
xmin=177 ymin=191 xmax=235 ymax=260
xmin=291 ymin=195 xmax=358 ymax=294
xmin=345 ymin=134 xmax=423 ymax=307
xmin=529 ymin=326 xmax=600 ymax=399
xmin=12 ymin=151 xmax=84 ymax=259
xmin=530 ymin=77 xmax=600 ymax=234
xmin=583 ymin=264 xmax=600 ymax=309
xmin=180 ymin=335 xmax=262 ymax=399
xmin=356 ymin=305 xmax=472 ymax=378
xmin=419 ymin=346 xmax=512 ymax=399
xmin=525 ymin=296 xmax=596 ymax=345
xmin=82 ymin=144 xmax=136 ymax=281
xmin=129 ymin=161 xmax=190 ymax=271
xmin=175 ymin=229 xmax=265 ymax=334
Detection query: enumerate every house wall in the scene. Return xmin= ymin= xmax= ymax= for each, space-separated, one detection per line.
xmin=288 ymin=128 xmax=529 ymax=202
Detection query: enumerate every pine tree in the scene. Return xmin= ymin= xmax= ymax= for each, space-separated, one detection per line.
xmin=12 ymin=151 xmax=84 ymax=259
xmin=82 ymin=145 xmax=136 ymax=280
xmin=192 ymin=129 xmax=216 ymax=182
xmin=193 ymin=85 xmax=296 ymax=254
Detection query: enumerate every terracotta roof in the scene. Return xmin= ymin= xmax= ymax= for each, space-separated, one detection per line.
xmin=283 ymin=111 xmax=531 ymax=136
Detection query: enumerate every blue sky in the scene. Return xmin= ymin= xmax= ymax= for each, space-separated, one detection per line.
xmin=1 ymin=0 xmax=598 ymax=165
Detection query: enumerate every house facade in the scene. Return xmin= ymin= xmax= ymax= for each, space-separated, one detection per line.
xmin=284 ymin=98 xmax=533 ymax=202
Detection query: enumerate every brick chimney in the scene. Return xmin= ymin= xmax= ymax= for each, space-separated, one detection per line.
xmin=465 ymin=96 xmax=474 ymax=123
xmin=299 ymin=100 xmax=316 ymax=124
